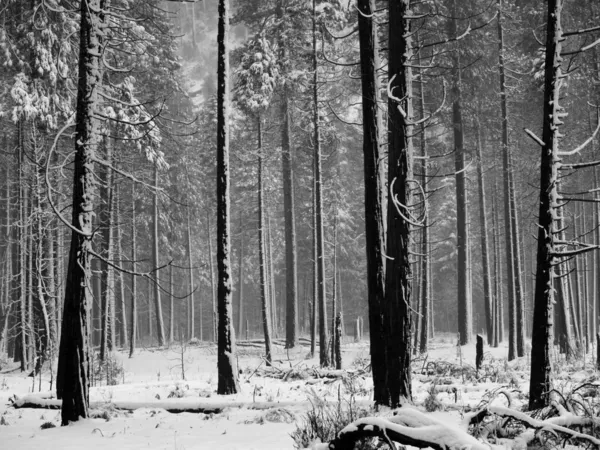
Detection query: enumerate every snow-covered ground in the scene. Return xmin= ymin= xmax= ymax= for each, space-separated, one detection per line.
xmin=0 ymin=335 xmax=574 ymax=449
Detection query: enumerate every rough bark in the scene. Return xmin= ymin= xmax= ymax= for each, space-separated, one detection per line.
xmin=277 ymin=1 xmax=298 ymax=350
xmin=357 ymin=0 xmax=387 ymax=405
xmin=497 ymin=0 xmax=517 ymax=360
xmin=312 ymin=0 xmax=329 ymax=368
xmin=129 ymin=181 xmax=137 ymax=358
xmin=384 ymin=0 xmax=413 ymax=405
xmin=474 ymin=117 xmax=494 ymax=345
xmin=257 ymin=116 xmax=273 ymax=366
xmin=450 ymin=0 xmax=472 ymax=346
xmin=56 ymin=0 xmax=104 ymax=425
xmin=216 ymin=0 xmax=240 ymax=395
xmin=529 ymin=0 xmax=563 ymax=411
xmin=152 ymin=162 xmax=165 ymax=346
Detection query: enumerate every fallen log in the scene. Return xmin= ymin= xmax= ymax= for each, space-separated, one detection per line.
xmin=9 ymin=394 xmax=306 ymax=415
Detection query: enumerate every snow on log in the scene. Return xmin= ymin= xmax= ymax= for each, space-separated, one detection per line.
xmin=323 ymin=406 xmax=494 ymax=450
xmin=9 ymin=394 xmax=305 ymax=414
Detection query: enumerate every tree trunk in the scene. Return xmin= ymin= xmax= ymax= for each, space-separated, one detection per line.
xmin=129 ymin=181 xmax=137 ymax=358
xmin=529 ymin=0 xmax=563 ymax=411
xmin=207 ymin=211 xmax=217 ymax=342
xmin=56 ymin=0 xmax=104 ymax=425
xmin=331 ymin=213 xmax=337 ymax=364
xmin=257 ymin=115 xmax=272 ymax=366
xmin=236 ymin=211 xmax=244 ymax=338
xmin=186 ymin=199 xmax=195 ymax=340
xmin=216 ymin=0 xmax=240 ymax=395
xmin=450 ymin=0 xmax=472 ymax=346
xmin=497 ymin=0 xmax=518 ymax=360
xmin=384 ymin=0 xmax=413 ymax=406
xmin=152 ymin=162 xmax=165 ymax=346
xmin=312 ymin=0 xmax=329 ymax=368
xmin=474 ymin=115 xmax=494 ymax=345
xmin=277 ymin=1 xmax=298 ymax=350
xmin=357 ymin=0 xmax=387 ymax=405
xmin=115 ymin=181 xmax=127 ymax=349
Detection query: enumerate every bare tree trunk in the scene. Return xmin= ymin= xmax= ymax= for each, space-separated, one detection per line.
xmin=357 ymin=0 xmax=387 ymax=404
xmin=57 ymin=0 xmax=104 ymax=424
xmin=277 ymin=0 xmax=298 ymax=350
xmin=450 ymin=0 xmax=471 ymax=346
xmin=207 ymin=211 xmax=217 ymax=342
xmin=236 ymin=211 xmax=244 ymax=338
xmin=529 ymin=0 xmax=564 ymax=410
xmin=152 ymin=162 xmax=165 ymax=346
xmin=186 ymin=201 xmax=195 ymax=340
xmin=474 ymin=115 xmax=494 ymax=345
xmin=257 ymin=115 xmax=272 ymax=365
xmin=497 ymin=0 xmax=517 ymax=360
xmin=384 ymin=0 xmax=413 ymax=406
xmin=312 ymin=0 xmax=329 ymax=368
xmin=216 ymin=0 xmax=240 ymax=395
xmin=129 ymin=181 xmax=137 ymax=358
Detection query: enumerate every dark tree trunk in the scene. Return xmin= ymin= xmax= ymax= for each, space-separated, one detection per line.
xmin=357 ymin=0 xmax=387 ymax=405
xmin=152 ymin=162 xmax=165 ymax=346
xmin=216 ymin=0 xmax=240 ymax=395
xmin=497 ymin=0 xmax=518 ymax=360
xmin=334 ymin=313 xmax=342 ymax=370
xmin=257 ymin=116 xmax=272 ymax=366
xmin=475 ymin=116 xmax=494 ymax=345
xmin=277 ymin=1 xmax=298 ymax=350
xmin=186 ymin=198 xmax=195 ymax=340
xmin=529 ymin=0 xmax=563 ymax=411
xmin=56 ymin=0 xmax=104 ymax=425
xmin=129 ymin=181 xmax=137 ymax=358
xmin=236 ymin=211 xmax=244 ymax=338
xmin=450 ymin=0 xmax=472 ymax=346
xmin=312 ymin=0 xmax=329 ymax=368
xmin=384 ymin=0 xmax=413 ymax=406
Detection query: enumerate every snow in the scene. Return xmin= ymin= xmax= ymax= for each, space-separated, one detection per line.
xmin=0 ymin=334 xmax=593 ymax=449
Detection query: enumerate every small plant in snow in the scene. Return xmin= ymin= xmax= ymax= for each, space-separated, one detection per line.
xmin=423 ymin=385 xmax=443 ymax=412
xmin=40 ymin=421 xmax=56 ymax=429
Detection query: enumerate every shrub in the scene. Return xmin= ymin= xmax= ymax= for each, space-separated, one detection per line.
xmin=92 ymin=352 xmax=124 ymax=386
xmin=290 ymin=388 xmax=374 ymax=450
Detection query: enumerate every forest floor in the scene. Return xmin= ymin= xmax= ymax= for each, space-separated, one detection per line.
xmin=1 ymin=334 xmax=597 ymax=449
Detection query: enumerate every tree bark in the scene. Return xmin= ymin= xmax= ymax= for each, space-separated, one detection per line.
xmin=129 ymin=181 xmax=137 ymax=358
xmin=312 ymin=0 xmax=329 ymax=368
xmin=277 ymin=1 xmax=298 ymax=350
xmin=257 ymin=116 xmax=272 ymax=365
xmin=474 ymin=115 xmax=494 ymax=345
xmin=357 ymin=0 xmax=387 ymax=405
xmin=216 ymin=0 xmax=240 ymax=395
xmin=56 ymin=0 xmax=104 ymax=425
xmin=450 ymin=0 xmax=472 ymax=346
xmin=384 ymin=0 xmax=413 ymax=406
xmin=152 ymin=162 xmax=165 ymax=346
xmin=529 ymin=0 xmax=563 ymax=411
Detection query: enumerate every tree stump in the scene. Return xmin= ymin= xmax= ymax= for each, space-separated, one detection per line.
xmin=476 ymin=334 xmax=484 ymax=374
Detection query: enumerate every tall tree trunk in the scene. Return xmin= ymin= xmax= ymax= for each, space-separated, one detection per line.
xmin=18 ymin=123 xmax=27 ymax=371
xmin=357 ymin=0 xmax=387 ymax=405
xmin=257 ymin=116 xmax=273 ymax=365
xmin=497 ymin=0 xmax=518 ymax=360
xmin=331 ymin=212 xmax=338 ymax=364
xmin=115 ymin=182 xmax=127 ymax=349
xmin=152 ymin=162 xmax=165 ymax=346
xmin=475 ymin=115 xmax=494 ymax=345
xmin=236 ymin=211 xmax=244 ymax=338
xmin=207 ymin=211 xmax=217 ymax=342
xmin=56 ymin=0 xmax=104 ymax=424
xmin=529 ymin=0 xmax=564 ymax=411
xmin=277 ymin=1 xmax=298 ymax=350
xmin=186 ymin=199 xmax=195 ymax=340
xmin=216 ymin=0 xmax=240 ymax=395
xmin=384 ymin=0 xmax=413 ymax=406
xmin=416 ymin=40 xmax=429 ymax=355
xmin=312 ymin=0 xmax=329 ymax=368
xmin=450 ymin=0 xmax=471 ymax=346
xmin=129 ymin=181 xmax=137 ymax=358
